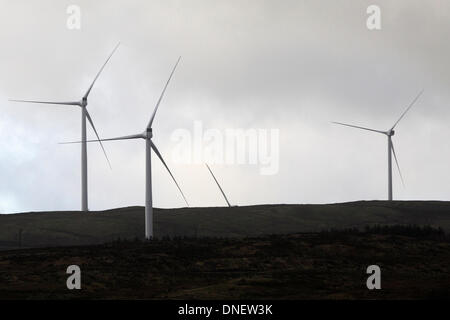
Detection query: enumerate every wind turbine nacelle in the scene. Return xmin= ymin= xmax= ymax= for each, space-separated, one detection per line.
xmin=146 ymin=128 xmax=153 ymax=139
xmin=388 ymin=130 xmax=395 ymax=136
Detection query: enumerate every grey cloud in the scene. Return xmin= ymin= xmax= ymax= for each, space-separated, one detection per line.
xmin=0 ymin=0 xmax=449 ymax=213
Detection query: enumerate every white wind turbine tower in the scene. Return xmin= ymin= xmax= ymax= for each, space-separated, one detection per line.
xmin=10 ymin=43 xmax=120 ymax=211
xmin=332 ymin=90 xmax=424 ymax=201
xmin=63 ymin=57 xmax=188 ymax=239
xmin=205 ymin=164 xmax=232 ymax=207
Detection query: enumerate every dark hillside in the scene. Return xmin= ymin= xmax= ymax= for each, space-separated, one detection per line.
xmin=0 ymin=201 xmax=449 ymax=250
xmin=0 ymin=226 xmax=448 ymax=299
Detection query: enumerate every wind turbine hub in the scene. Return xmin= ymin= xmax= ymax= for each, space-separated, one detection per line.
xmin=389 ymin=130 xmax=395 ymax=136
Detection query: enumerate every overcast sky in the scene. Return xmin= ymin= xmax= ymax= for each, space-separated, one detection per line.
xmin=1 ymin=0 xmax=449 ymax=213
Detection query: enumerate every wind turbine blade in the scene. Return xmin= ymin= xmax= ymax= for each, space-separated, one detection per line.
xmin=59 ymin=133 xmax=143 ymax=144
xmin=332 ymin=122 xmax=386 ymax=135
xmin=391 ymin=141 xmax=405 ymax=187
xmin=85 ymin=110 xmax=112 ymax=169
xmin=147 ymin=57 xmax=181 ymax=129
xmin=150 ymin=141 xmax=189 ymax=207
xmin=205 ymin=163 xmax=231 ymax=207
xmin=9 ymin=99 xmax=80 ymax=106
xmin=84 ymin=42 xmax=121 ymax=99
xmin=391 ymin=89 xmax=424 ymax=130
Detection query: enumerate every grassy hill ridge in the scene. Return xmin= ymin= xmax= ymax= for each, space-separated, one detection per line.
xmin=0 ymin=201 xmax=449 ymax=250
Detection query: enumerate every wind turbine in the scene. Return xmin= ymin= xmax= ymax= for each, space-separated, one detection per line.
xmin=332 ymin=90 xmax=424 ymax=201
xmin=205 ymin=163 xmax=231 ymax=207
xmin=9 ymin=43 xmax=120 ymax=211
xmin=62 ymin=57 xmax=188 ymax=239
